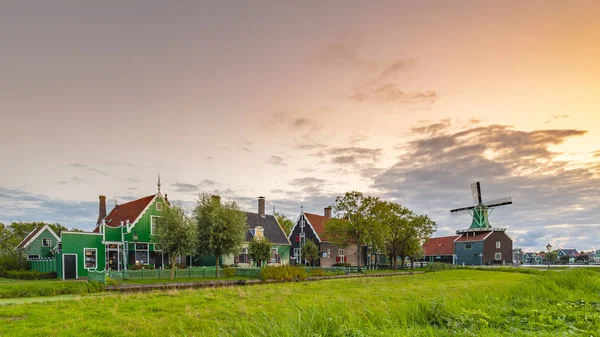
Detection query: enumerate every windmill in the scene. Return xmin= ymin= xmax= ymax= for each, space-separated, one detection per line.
xmin=450 ymin=182 xmax=512 ymax=231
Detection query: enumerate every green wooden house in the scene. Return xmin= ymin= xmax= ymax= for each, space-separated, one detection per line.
xmin=56 ymin=180 xmax=170 ymax=279
xmin=16 ymin=224 xmax=60 ymax=260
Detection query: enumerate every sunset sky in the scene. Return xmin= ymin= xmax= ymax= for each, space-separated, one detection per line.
xmin=1 ymin=1 xmax=599 ymax=251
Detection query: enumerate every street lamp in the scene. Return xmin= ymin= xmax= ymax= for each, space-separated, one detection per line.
xmin=479 ymin=253 xmax=483 ymax=266
xmin=546 ymin=243 xmax=552 ymax=270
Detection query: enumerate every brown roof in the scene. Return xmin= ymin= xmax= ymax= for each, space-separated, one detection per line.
xmin=423 ymin=236 xmax=459 ymax=256
xmin=94 ymin=194 xmax=156 ymax=231
xmin=454 ymin=232 xmax=492 ymax=242
xmin=16 ymin=226 xmax=44 ymax=249
xmin=303 ymin=213 xmax=328 ymax=236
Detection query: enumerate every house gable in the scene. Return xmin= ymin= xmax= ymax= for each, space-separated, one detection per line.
xmin=16 ymin=225 xmax=60 ymax=259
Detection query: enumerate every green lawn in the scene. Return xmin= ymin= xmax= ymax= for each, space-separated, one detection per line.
xmin=0 ymin=268 xmax=598 ymax=336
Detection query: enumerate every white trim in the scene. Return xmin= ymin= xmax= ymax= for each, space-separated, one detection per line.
xmin=496 ymin=241 xmax=501 ymax=249
xmin=42 ymin=238 xmax=51 ymax=247
xmin=150 ymin=215 xmax=161 ymax=236
xmin=17 ymin=225 xmax=60 ymax=249
xmin=465 ymin=242 xmax=472 ymax=250
xmin=83 ymin=248 xmax=98 ymax=269
xmin=287 ymin=211 xmax=322 ymax=243
xmin=495 ymin=252 xmax=502 ymax=260
xmin=62 ymin=254 xmax=78 ymax=280
xmin=155 ymin=201 xmax=162 ymax=211
xmin=482 ymin=231 xmax=494 ymax=240
xmin=153 ymin=243 xmax=162 ymax=252
xmin=127 ymin=193 xmax=161 ymax=233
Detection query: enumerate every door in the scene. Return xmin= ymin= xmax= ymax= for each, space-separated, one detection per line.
xmin=108 ymin=250 xmax=120 ymax=270
xmin=63 ymin=255 xmax=77 ymax=279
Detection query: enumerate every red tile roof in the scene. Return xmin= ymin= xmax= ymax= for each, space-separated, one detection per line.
xmin=423 ymin=236 xmax=459 ymax=256
xmin=16 ymin=226 xmax=44 ymax=249
xmin=303 ymin=212 xmax=347 ymax=242
xmin=303 ymin=213 xmax=327 ymax=235
xmin=94 ymin=194 xmax=156 ymax=231
xmin=454 ymin=231 xmax=492 ymax=242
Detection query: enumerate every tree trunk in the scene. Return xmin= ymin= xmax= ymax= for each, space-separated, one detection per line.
xmin=170 ymin=255 xmax=176 ymax=280
xmin=215 ymin=255 xmax=220 ymax=278
xmin=410 ymin=257 xmax=414 ymax=269
xmin=400 ymin=256 xmax=406 ymax=270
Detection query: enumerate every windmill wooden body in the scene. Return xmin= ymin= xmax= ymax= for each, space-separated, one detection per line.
xmin=450 ymin=182 xmax=514 ymax=266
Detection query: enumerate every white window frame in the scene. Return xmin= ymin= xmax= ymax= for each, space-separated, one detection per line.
xmin=299 ymin=218 xmax=305 ymax=228
xmin=270 ymin=248 xmax=278 ymax=255
xmin=495 ymin=252 xmax=502 ymax=260
xmin=254 ymin=226 xmax=264 ymax=239
xmin=293 ymin=248 xmax=300 ymax=262
xmin=338 ymin=249 xmax=345 ymax=258
xmin=465 ymin=243 xmax=472 ymax=250
xmin=28 ymin=254 xmax=40 ymax=260
xmin=155 ymin=202 xmax=162 ymax=211
xmin=42 ymin=238 xmax=51 ymax=247
xmin=135 ymin=243 xmax=149 ymax=265
xmin=496 ymin=241 xmax=501 ymax=249
xmin=327 ymin=249 xmax=331 ymax=258
xmin=83 ymin=248 xmax=98 ymax=269
xmin=241 ymin=247 xmax=248 ymax=254
xmin=150 ymin=216 xmax=161 ymax=236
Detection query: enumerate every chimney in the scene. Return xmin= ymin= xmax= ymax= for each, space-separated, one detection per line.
xmin=96 ymin=195 xmax=107 ymax=225
xmin=324 ymin=206 xmax=332 ymax=219
xmin=258 ymin=197 xmax=265 ymax=217
xmin=164 ymin=194 xmax=169 ymax=204
xmin=211 ymin=195 xmax=221 ymax=204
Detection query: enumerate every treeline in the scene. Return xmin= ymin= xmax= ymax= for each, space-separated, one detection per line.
xmin=324 ymin=191 xmax=437 ymax=269
xmin=0 ymin=222 xmax=81 ymax=272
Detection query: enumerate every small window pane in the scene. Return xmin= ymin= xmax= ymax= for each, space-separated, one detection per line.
xmin=84 ymin=249 xmax=97 ymax=269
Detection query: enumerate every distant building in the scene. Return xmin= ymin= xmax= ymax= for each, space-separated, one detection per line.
xmin=512 ymin=248 xmax=523 ymax=262
xmin=423 ymin=236 xmax=459 ymax=264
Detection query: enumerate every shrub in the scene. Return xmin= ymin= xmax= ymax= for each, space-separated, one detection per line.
xmin=333 ymin=263 xmax=351 ymax=267
xmin=86 ymin=281 xmax=105 ymax=293
xmin=223 ymin=267 xmax=237 ymax=277
xmin=105 ymin=277 xmax=118 ymax=286
xmin=260 ymin=265 xmax=307 ymax=281
xmin=130 ymin=264 xmax=155 ymax=270
xmin=5 ymin=270 xmax=57 ymax=280
xmin=164 ymin=263 xmax=187 ymax=269
xmin=309 ymin=268 xmax=326 ymax=277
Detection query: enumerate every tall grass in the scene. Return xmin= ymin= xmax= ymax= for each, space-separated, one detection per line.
xmin=0 ymin=269 xmax=598 ymax=336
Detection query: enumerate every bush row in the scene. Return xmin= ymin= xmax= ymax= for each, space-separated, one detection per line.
xmin=308 ymin=268 xmax=346 ymax=277
xmin=260 ymin=265 xmax=307 ymax=281
xmin=4 ymin=270 xmax=57 ymax=280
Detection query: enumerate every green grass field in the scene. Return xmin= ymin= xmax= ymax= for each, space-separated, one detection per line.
xmin=0 ymin=268 xmax=598 ymax=336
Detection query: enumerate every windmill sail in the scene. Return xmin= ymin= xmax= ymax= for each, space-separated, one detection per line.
xmin=484 ymin=197 xmax=512 ymax=208
xmin=471 ymin=182 xmax=479 ymax=204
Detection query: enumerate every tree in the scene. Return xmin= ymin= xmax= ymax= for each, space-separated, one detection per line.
xmin=559 ymin=254 xmax=570 ymax=264
xmin=248 ymin=238 xmax=271 ymax=267
xmin=194 ymin=194 xmax=247 ymax=278
xmin=301 ymin=240 xmax=320 ymax=266
xmin=373 ymin=201 xmax=436 ymax=270
xmin=273 ymin=212 xmax=294 ymax=236
xmin=324 ymin=191 xmax=381 ymax=268
xmin=154 ymin=204 xmax=197 ymax=280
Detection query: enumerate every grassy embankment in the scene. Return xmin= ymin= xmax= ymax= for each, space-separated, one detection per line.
xmin=0 ymin=268 xmax=599 ymax=336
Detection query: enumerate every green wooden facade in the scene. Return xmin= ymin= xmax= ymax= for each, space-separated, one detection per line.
xmin=57 ymin=193 xmax=166 ymax=279
xmin=19 ymin=225 xmax=59 ymax=260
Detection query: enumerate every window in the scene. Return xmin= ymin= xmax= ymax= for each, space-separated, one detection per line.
xmin=299 ymin=232 xmax=305 ymax=242
xmin=135 ymin=243 xmax=149 ymax=264
xmin=27 ymin=254 xmax=39 ymax=260
xmin=254 ymin=226 xmax=264 ymax=240
xmin=496 ymin=241 xmax=501 ymax=249
xmin=299 ymin=218 xmax=305 ymax=228
xmin=269 ymin=248 xmax=279 ymax=264
xmin=151 ymin=216 xmax=161 ymax=235
xmin=241 ymin=247 xmax=248 ymax=254
xmin=156 ymin=202 xmax=162 ymax=211
xmin=465 ymin=243 xmax=472 ymax=250
xmin=327 ymin=249 xmax=331 ymax=258
xmin=84 ymin=249 xmax=97 ymax=269
xmin=495 ymin=253 xmax=502 ymax=260
xmin=293 ymin=248 xmax=299 ymax=257
xmin=338 ymin=249 xmax=345 ymax=257
xmin=154 ymin=244 xmax=162 ymax=252
xmin=42 ymin=238 xmax=51 ymax=247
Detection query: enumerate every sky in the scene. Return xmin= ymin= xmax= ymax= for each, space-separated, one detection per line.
xmin=1 ymin=1 xmax=599 ymax=252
